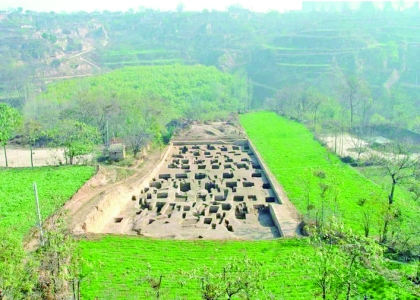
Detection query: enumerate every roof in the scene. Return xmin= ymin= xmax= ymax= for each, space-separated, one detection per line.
xmin=109 ymin=143 xmax=125 ymax=152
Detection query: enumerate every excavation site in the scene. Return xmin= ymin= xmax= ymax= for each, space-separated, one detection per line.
xmin=71 ymin=122 xmax=300 ymax=240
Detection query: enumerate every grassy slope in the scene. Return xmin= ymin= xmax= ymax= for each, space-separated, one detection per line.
xmin=239 ymin=112 xmax=419 ymax=235
xmin=0 ymin=166 xmax=95 ymax=239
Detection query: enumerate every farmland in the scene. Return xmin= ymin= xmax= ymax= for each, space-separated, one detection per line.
xmin=0 ymin=166 xmax=95 ymax=239
xmin=79 ymin=236 xmax=413 ymax=299
xmin=239 ymin=112 xmax=420 ymax=237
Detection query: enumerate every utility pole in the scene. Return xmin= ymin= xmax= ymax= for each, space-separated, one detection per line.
xmin=33 ymin=182 xmax=45 ymax=246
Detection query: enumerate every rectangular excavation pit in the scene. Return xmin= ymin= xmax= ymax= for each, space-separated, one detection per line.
xmin=226 ymin=181 xmax=237 ymax=189
xmin=242 ymin=182 xmax=254 ymax=188
xmin=215 ymin=195 xmax=226 ymax=201
xmin=175 ymin=194 xmax=188 ymax=202
xmin=168 ymin=164 xmax=177 ymax=169
xmin=223 ymin=173 xmax=234 ymax=179
xmin=211 ymin=159 xmax=218 ymax=164
xmin=253 ymin=164 xmax=261 ymax=169
xmin=265 ymin=197 xmax=276 ymax=203
xmin=181 ymin=164 xmax=190 ymax=170
xmin=150 ymin=182 xmax=162 ymax=189
xmin=204 ymin=151 xmax=211 ymax=155
xmin=207 ymin=145 xmax=216 ymax=150
xmin=205 ymin=182 xmax=216 ymax=192
xmin=233 ymin=196 xmax=244 ymax=202
xmin=221 ymin=147 xmax=228 ymax=151
xmin=157 ymin=192 xmax=169 ymax=199
xmin=193 ymin=152 xmax=200 ymax=156
xmin=173 ymin=159 xmax=180 ymax=164
xmin=209 ymin=206 xmax=219 ymax=213
xmin=114 ymin=217 xmax=123 ymax=223
xmin=173 ymin=154 xmax=184 ymax=158
xmin=224 ymin=164 xmax=232 ymax=169
xmin=180 ymin=182 xmax=191 ymax=192
xmin=181 ymin=146 xmax=188 ymax=153
xmin=248 ymin=195 xmax=257 ymax=201
xmin=198 ymin=165 xmax=206 ymax=170
xmin=159 ymin=174 xmax=171 ymax=180
xmin=176 ymin=174 xmax=188 ymax=179
xmin=212 ymin=165 xmax=220 ymax=170
xmin=225 ymin=158 xmax=233 ymax=163
xmin=233 ymin=146 xmax=240 ymax=150
xmin=204 ymin=218 xmax=212 ymax=225
xmin=251 ymin=173 xmax=262 ymax=178
xmin=195 ymin=173 xmax=206 ymax=180
xmin=236 ymin=163 xmax=248 ymax=169
xmin=241 ymin=158 xmax=249 ymax=162
xmin=183 ymin=206 xmax=191 ymax=211
xmin=181 ymin=159 xmax=189 ymax=164
xmin=263 ymin=183 xmax=271 ymax=189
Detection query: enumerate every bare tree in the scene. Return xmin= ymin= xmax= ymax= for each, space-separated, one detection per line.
xmin=373 ymin=142 xmax=420 ymax=206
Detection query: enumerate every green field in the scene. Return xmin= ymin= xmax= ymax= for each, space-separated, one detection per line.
xmin=79 ymin=236 xmax=417 ymax=299
xmin=79 ymin=237 xmax=314 ymax=299
xmin=0 ymin=166 xmax=95 ymax=238
xmin=239 ymin=112 xmax=419 ymax=235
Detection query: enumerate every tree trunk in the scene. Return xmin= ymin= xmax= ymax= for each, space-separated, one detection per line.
xmin=69 ymin=155 xmax=74 ymax=165
xmin=30 ymin=145 xmax=34 ymax=167
xmin=389 ymin=178 xmax=396 ymax=205
xmin=3 ymin=144 xmax=8 ymax=168
xmin=381 ymin=218 xmax=389 ymax=244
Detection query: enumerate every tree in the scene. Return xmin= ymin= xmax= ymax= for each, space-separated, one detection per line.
xmin=0 ymin=229 xmax=38 ymax=299
xmin=0 ymin=103 xmax=22 ymax=167
xmin=339 ymin=76 xmax=370 ymax=127
xmin=198 ymin=255 xmax=268 ymax=300
xmin=36 ymin=214 xmax=83 ymax=300
xmin=52 ymin=120 xmax=99 ymax=165
xmin=21 ymin=119 xmax=44 ymax=167
xmin=373 ymin=142 xmax=420 ymax=206
xmin=307 ymin=218 xmax=383 ymax=299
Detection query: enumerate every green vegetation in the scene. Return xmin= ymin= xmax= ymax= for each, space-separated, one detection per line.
xmin=240 ymin=112 xmax=419 ymax=240
xmin=0 ymin=166 xmax=95 ymax=238
xmin=79 ymin=236 xmax=414 ymax=299
xmin=26 ymin=65 xmax=248 ymax=156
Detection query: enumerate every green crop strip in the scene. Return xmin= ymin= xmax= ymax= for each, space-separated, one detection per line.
xmin=239 ymin=112 xmax=419 ymax=235
xmin=0 ymin=166 xmax=95 ymax=239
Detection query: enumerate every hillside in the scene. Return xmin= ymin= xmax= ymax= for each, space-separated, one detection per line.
xmin=2 ymin=8 xmax=420 ymax=133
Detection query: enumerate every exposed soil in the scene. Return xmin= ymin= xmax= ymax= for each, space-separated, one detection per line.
xmin=0 ymin=146 xmax=92 ymax=167
xmin=25 ymin=121 xmax=301 ymax=247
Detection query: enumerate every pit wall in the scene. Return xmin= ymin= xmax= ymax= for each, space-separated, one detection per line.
xmin=247 ymin=139 xmax=295 ymax=236
xmin=173 ymin=139 xmax=248 ymax=146
xmin=82 ymin=143 xmax=174 ymax=233
xmin=247 ymin=140 xmax=283 ymax=205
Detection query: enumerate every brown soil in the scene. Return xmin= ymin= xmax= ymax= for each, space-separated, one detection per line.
xmin=24 ymin=148 xmax=165 ymax=250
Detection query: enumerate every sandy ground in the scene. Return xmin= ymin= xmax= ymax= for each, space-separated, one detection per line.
xmin=0 ymin=146 xmax=92 ymax=167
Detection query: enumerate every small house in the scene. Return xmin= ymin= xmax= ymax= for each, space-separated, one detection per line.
xmin=109 ymin=143 xmax=126 ymax=161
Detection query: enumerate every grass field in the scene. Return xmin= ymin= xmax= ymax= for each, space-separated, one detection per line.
xmin=79 ymin=236 xmax=416 ymax=299
xmin=79 ymin=237 xmax=315 ymax=299
xmin=0 ymin=166 xmax=95 ymax=239
xmin=239 ymin=112 xmax=419 ymax=236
